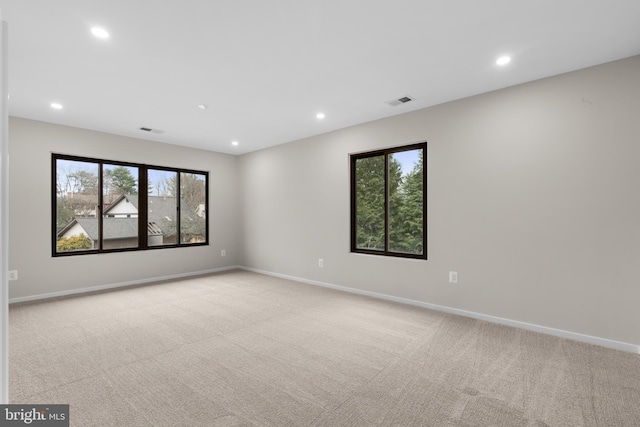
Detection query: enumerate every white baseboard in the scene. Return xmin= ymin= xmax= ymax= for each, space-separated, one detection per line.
xmin=9 ymin=265 xmax=639 ymax=355
xmin=240 ymin=266 xmax=640 ymax=355
xmin=8 ymin=265 xmax=241 ymax=304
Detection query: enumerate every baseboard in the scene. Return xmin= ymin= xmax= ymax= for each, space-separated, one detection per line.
xmin=8 ymin=265 xmax=242 ymax=304
xmin=9 ymin=265 xmax=639 ymax=354
xmin=240 ymin=266 xmax=640 ymax=355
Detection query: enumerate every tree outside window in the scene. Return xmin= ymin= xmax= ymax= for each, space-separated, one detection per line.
xmin=351 ymin=143 xmax=426 ymax=259
xmin=53 ymin=154 xmax=209 ymax=256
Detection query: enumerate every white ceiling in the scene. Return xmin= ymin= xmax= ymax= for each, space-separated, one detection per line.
xmin=1 ymin=1 xmax=639 ymax=155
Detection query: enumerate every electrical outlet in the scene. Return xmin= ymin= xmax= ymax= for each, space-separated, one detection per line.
xmin=221 ymin=249 xmax=226 ymax=257
xmin=318 ymin=259 xmax=324 ymax=268
xmin=8 ymin=270 xmax=18 ymax=281
xmin=449 ymin=271 xmax=458 ymax=284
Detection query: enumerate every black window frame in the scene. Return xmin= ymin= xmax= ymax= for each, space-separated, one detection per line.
xmin=52 ymin=153 xmax=209 ymax=257
xmin=350 ymin=142 xmax=427 ymax=260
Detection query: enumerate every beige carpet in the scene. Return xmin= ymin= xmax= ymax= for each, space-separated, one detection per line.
xmin=9 ymin=270 xmax=640 ymax=426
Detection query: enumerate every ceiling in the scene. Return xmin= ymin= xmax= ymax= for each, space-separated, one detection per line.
xmin=1 ymin=1 xmax=639 ymax=155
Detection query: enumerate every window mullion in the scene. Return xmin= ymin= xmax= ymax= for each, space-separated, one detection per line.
xmin=138 ymin=166 xmax=148 ymax=250
xmin=176 ymin=171 xmax=181 ymax=245
xmin=384 ymin=153 xmax=389 ymax=255
xmin=98 ymin=161 xmax=104 ymax=251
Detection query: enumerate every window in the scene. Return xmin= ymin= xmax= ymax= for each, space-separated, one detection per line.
xmin=53 ymin=154 xmax=209 ymax=256
xmin=350 ymin=142 xmax=426 ymax=259
xmin=147 ymin=169 xmax=177 ymax=247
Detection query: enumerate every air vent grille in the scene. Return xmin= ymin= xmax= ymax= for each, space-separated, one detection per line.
xmin=139 ymin=127 xmax=165 ymax=134
xmin=386 ymin=95 xmax=415 ymax=106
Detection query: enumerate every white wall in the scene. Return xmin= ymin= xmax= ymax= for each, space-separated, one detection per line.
xmin=239 ymin=56 xmax=640 ymax=347
xmin=8 ymin=117 xmax=241 ymax=300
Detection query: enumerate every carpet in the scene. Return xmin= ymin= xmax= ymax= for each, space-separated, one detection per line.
xmin=9 ymin=270 xmax=640 ymax=426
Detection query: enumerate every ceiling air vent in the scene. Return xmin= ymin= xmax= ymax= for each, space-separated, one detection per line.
xmin=386 ymin=95 xmax=415 ymax=107
xmin=139 ymin=127 xmax=165 ymax=134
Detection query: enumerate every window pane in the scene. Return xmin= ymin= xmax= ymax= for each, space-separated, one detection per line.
xmin=55 ymin=159 xmax=99 ymax=253
xmin=53 ymin=154 xmax=209 ymax=256
xmin=179 ymin=172 xmax=207 ymax=244
xmin=102 ymin=164 xmax=139 ymax=249
xmin=388 ymin=148 xmax=424 ymax=255
xmin=148 ymin=169 xmax=178 ymax=246
xmin=355 ymin=155 xmax=385 ymax=251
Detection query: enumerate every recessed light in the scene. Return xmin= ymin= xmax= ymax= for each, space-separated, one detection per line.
xmin=51 ymin=103 xmax=63 ymax=110
xmin=231 ymin=141 xmax=239 ymax=146
xmin=496 ymin=56 xmax=511 ymax=66
xmin=197 ymin=104 xmax=208 ymax=110
xmin=91 ymin=27 xmax=110 ymax=39
xmin=316 ymin=113 xmax=325 ymax=119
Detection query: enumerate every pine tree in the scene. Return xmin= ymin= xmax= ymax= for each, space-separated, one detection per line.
xmin=355 ymin=155 xmax=386 ymax=250
xmin=105 ymin=166 xmax=138 ymax=196
xmin=354 ymin=149 xmax=423 ymax=254
xmin=394 ymin=150 xmax=424 ymax=254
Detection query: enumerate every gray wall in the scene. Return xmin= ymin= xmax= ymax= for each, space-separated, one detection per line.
xmin=8 ymin=117 xmax=241 ymax=299
xmin=239 ymin=56 xmax=640 ymax=346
